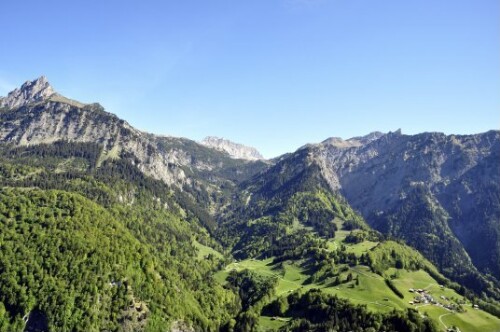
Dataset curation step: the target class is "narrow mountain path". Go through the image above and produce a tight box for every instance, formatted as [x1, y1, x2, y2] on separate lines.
[345, 297, 395, 309]
[415, 303, 431, 309]
[248, 267, 304, 293]
[438, 312, 453, 330]
[423, 283, 435, 290]
[352, 266, 383, 280]
[373, 300, 395, 308]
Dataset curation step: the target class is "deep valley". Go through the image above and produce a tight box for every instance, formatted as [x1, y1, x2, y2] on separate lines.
[0, 77, 499, 332]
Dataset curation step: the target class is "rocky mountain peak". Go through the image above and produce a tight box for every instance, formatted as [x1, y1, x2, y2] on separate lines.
[200, 136, 264, 160]
[0, 76, 56, 109]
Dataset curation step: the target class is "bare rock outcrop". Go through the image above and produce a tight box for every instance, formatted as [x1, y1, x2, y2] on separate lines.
[201, 136, 264, 160]
[0, 76, 55, 109]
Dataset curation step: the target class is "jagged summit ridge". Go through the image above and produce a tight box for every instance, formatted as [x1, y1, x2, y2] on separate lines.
[201, 136, 264, 160]
[0, 76, 56, 109]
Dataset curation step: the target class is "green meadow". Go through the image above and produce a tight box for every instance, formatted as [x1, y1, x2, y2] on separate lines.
[215, 226, 500, 331]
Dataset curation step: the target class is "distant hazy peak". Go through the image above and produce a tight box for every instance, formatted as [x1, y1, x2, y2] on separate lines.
[200, 136, 264, 160]
[321, 137, 359, 148]
[321, 131, 386, 148]
[347, 131, 385, 144]
[0, 76, 56, 109]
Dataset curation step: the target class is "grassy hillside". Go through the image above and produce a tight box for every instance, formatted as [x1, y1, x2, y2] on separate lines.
[216, 219, 500, 331]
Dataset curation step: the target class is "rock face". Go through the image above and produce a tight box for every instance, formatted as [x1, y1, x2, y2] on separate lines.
[331, 130, 500, 278]
[0, 76, 55, 109]
[201, 136, 264, 160]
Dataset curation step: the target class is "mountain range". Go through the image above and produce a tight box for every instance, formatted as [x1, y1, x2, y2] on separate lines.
[0, 77, 499, 331]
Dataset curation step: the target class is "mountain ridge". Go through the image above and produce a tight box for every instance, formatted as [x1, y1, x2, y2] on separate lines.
[255, 128, 500, 296]
[2, 78, 498, 277]
[0, 78, 265, 189]
[1, 77, 499, 330]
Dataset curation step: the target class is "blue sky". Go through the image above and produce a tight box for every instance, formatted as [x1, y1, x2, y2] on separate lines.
[0, 0, 498, 158]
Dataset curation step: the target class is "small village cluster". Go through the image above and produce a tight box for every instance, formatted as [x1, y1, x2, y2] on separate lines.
[406, 287, 474, 312]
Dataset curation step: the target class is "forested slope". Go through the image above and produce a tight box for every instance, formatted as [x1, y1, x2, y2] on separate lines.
[0, 142, 237, 331]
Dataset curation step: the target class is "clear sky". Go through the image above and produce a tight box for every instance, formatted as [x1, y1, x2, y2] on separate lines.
[0, 0, 498, 158]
